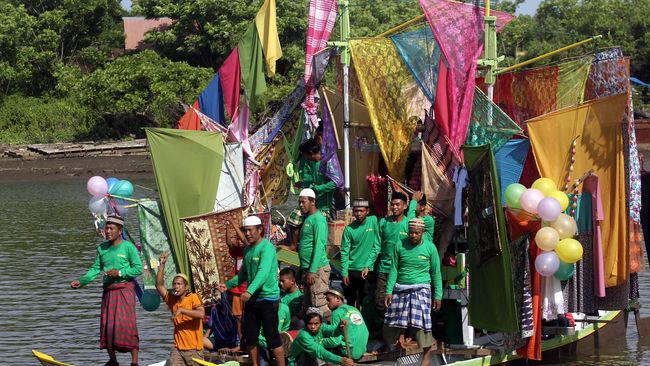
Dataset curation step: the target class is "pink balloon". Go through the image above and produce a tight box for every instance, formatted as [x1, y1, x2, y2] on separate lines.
[87, 176, 108, 197]
[520, 188, 544, 214]
[535, 251, 560, 277]
[537, 197, 562, 221]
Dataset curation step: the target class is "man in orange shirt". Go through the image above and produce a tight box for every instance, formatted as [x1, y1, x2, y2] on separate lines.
[157, 251, 205, 365]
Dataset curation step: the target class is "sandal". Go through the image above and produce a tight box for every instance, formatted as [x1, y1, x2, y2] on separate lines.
[104, 361, 119, 366]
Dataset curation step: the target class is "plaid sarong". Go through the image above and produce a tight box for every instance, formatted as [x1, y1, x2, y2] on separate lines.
[100, 281, 139, 352]
[385, 284, 432, 332]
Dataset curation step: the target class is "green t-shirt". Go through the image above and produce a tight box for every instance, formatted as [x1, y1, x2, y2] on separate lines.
[340, 216, 380, 276]
[320, 304, 369, 360]
[386, 238, 443, 300]
[299, 211, 330, 272]
[226, 239, 280, 300]
[79, 240, 143, 287]
[408, 200, 435, 243]
[259, 302, 291, 348]
[281, 288, 304, 318]
[298, 158, 336, 211]
[288, 328, 341, 365]
[377, 213, 412, 274]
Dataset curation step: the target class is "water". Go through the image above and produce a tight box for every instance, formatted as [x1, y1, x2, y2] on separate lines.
[2, 177, 650, 365]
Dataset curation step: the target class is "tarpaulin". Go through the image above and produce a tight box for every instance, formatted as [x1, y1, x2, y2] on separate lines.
[255, 0, 282, 76]
[198, 74, 226, 126]
[465, 87, 522, 152]
[494, 139, 529, 205]
[138, 199, 176, 289]
[146, 128, 224, 283]
[239, 22, 267, 113]
[219, 48, 241, 122]
[215, 143, 245, 213]
[527, 94, 628, 287]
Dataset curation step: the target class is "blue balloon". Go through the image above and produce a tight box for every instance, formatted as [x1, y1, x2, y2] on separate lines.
[110, 180, 134, 198]
[140, 289, 161, 311]
[106, 177, 119, 192]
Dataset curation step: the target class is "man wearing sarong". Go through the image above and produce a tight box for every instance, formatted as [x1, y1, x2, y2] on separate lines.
[70, 215, 143, 366]
[297, 188, 331, 319]
[156, 252, 205, 365]
[321, 287, 370, 361]
[218, 216, 285, 366]
[340, 198, 380, 307]
[384, 218, 442, 366]
[409, 191, 435, 244]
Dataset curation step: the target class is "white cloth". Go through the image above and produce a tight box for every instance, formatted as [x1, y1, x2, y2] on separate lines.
[541, 276, 566, 321]
[453, 166, 468, 226]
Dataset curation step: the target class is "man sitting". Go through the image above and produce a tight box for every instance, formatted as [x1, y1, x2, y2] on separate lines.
[321, 287, 369, 361]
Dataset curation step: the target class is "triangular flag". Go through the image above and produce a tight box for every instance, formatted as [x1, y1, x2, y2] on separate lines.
[255, 0, 282, 76]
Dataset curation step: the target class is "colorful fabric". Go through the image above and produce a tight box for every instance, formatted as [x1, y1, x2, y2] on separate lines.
[390, 26, 442, 104]
[198, 74, 226, 126]
[138, 199, 176, 289]
[349, 38, 423, 182]
[79, 241, 143, 287]
[177, 101, 201, 130]
[163, 292, 204, 350]
[219, 48, 241, 122]
[255, 0, 282, 76]
[421, 142, 455, 218]
[239, 22, 267, 113]
[494, 139, 529, 205]
[303, 0, 337, 126]
[146, 128, 224, 282]
[557, 57, 592, 109]
[100, 281, 139, 352]
[582, 175, 606, 297]
[527, 95, 629, 287]
[420, 0, 513, 154]
[366, 174, 388, 218]
[385, 285, 432, 332]
[319, 96, 344, 188]
[258, 139, 291, 205]
[244, 157, 260, 206]
[465, 87, 522, 152]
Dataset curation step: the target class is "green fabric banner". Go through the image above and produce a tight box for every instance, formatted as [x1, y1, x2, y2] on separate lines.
[146, 128, 224, 283]
[239, 22, 267, 112]
[463, 144, 519, 333]
[138, 199, 176, 289]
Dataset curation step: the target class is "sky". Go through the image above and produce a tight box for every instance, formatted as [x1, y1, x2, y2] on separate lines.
[516, 0, 542, 15]
[121, 0, 132, 11]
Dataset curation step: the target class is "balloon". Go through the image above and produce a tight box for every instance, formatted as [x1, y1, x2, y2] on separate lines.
[535, 251, 560, 277]
[112, 198, 129, 217]
[532, 177, 556, 196]
[140, 289, 161, 311]
[520, 188, 544, 214]
[555, 238, 583, 263]
[505, 183, 527, 208]
[551, 214, 578, 239]
[110, 180, 134, 197]
[106, 177, 119, 192]
[537, 197, 562, 221]
[554, 261, 575, 280]
[89, 196, 107, 215]
[535, 227, 560, 251]
[87, 176, 108, 197]
[548, 190, 570, 212]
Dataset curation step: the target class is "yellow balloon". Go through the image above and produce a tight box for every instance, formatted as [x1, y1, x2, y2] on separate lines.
[551, 213, 577, 239]
[555, 238, 583, 263]
[535, 227, 560, 251]
[532, 177, 557, 196]
[548, 190, 570, 211]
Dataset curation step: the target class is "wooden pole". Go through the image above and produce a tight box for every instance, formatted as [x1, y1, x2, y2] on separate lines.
[376, 14, 426, 38]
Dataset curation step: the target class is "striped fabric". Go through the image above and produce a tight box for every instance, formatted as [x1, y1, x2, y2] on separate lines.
[385, 285, 432, 332]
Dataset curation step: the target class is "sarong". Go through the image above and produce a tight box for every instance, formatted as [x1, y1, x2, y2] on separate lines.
[385, 284, 432, 332]
[100, 281, 139, 352]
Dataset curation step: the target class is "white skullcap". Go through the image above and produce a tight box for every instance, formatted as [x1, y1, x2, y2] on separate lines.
[242, 215, 262, 227]
[299, 188, 316, 199]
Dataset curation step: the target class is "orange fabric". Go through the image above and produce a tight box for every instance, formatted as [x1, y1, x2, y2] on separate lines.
[230, 292, 244, 317]
[164, 292, 204, 350]
[177, 101, 201, 130]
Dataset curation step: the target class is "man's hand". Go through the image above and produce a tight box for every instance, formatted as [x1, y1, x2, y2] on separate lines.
[342, 276, 349, 286]
[159, 251, 169, 266]
[341, 357, 355, 366]
[307, 273, 317, 285]
[172, 307, 185, 319]
[339, 319, 348, 329]
[241, 291, 251, 303]
[412, 191, 424, 202]
[70, 280, 80, 289]
[105, 269, 119, 277]
[433, 299, 442, 311]
[361, 268, 369, 279]
[216, 284, 227, 293]
[384, 294, 393, 308]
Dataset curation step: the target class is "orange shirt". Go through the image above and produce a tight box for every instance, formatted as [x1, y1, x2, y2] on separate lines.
[164, 292, 204, 350]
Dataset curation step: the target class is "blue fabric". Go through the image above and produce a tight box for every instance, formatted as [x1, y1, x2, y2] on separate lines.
[208, 292, 239, 349]
[385, 285, 432, 331]
[391, 26, 442, 104]
[494, 139, 529, 204]
[199, 74, 226, 126]
[631, 77, 650, 88]
[566, 193, 592, 234]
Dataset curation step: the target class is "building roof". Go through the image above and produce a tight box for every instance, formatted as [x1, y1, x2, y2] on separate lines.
[122, 16, 173, 50]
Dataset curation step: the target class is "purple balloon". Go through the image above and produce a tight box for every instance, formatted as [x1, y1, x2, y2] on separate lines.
[87, 176, 108, 197]
[535, 251, 560, 277]
[537, 197, 562, 221]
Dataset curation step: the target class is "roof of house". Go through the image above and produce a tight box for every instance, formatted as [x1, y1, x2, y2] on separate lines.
[122, 16, 173, 50]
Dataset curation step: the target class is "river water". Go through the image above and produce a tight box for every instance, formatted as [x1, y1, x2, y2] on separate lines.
[2, 177, 650, 365]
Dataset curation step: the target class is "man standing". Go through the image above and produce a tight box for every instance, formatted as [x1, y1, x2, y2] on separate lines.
[70, 215, 142, 366]
[409, 191, 435, 243]
[219, 216, 285, 366]
[384, 218, 442, 366]
[298, 188, 331, 319]
[322, 287, 370, 361]
[156, 252, 205, 365]
[340, 198, 380, 307]
[298, 138, 336, 216]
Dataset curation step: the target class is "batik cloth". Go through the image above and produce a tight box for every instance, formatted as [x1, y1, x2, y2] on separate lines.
[101, 281, 139, 352]
[465, 87, 522, 152]
[385, 284, 432, 332]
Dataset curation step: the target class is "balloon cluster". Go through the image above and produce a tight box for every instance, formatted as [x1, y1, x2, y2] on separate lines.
[87, 176, 135, 217]
[504, 178, 583, 280]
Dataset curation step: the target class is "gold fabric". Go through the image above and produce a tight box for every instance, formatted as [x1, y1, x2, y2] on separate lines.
[556, 57, 593, 109]
[349, 38, 420, 182]
[527, 94, 628, 287]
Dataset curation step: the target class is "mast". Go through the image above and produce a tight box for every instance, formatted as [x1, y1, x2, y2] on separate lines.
[339, 0, 351, 207]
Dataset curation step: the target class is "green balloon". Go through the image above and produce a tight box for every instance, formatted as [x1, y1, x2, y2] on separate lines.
[554, 260, 575, 281]
[505, 183, 526, 208]
[141, 289, 161, 311]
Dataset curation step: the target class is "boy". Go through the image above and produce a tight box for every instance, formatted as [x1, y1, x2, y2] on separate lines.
[279, 267, 304, 322]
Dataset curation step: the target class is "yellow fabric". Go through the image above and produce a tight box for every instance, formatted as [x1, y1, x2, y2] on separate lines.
[527, 94, 628, 287]
[259, 138, 291, 205]
[556, 57, 592, 109]
[349, 38, 420, 182]
[255, 0, 282, 76]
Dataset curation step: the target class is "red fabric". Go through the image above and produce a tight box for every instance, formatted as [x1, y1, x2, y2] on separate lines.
[101, 281, 139, 352]
[367, 174, 388, 218]
[518, 143, 540, 188]
[177, 100, 201, 130]
[434, 61, 452, 152]
[219, 48, 242, 122]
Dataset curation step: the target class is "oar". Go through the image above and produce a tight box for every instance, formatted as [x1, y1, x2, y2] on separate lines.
[342, 325, 352, 359]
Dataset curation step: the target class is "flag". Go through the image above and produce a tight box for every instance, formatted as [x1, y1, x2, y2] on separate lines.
[198, 74, 226, 126]
[177, 100, 201, 130]
[227, 101, 254, 158]
[255, 0, 282, 76]
[239, 22, 267, 113]
[219, 48, 241, 121]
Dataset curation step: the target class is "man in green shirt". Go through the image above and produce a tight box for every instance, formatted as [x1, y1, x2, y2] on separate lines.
[322, 287, 369, 361]
[279, 268, 303, 325]
[287, 308, 354, 366]
[409, 191, 435, 244]
[383, 218, 442, 366]
[218, 216, 285, 366]
[298, 188, 331, 319]
[341, 198, 379, 307]
[70, 215, 143, 366]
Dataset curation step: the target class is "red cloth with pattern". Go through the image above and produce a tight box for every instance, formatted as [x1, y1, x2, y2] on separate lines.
[100, 281, 139, 352]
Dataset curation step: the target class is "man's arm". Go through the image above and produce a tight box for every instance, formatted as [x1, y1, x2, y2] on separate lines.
[430, 246, 443, 301]
[121, 243, 143, 279]
[77, 248, 102, 287]
[340, 227, 352, 278]
[174, 294, 205, 319]
[386, 243, 400, 295]
[156, 252, 169, 298]
[226, 259, 247, 290]
[366, 217, 381, 269]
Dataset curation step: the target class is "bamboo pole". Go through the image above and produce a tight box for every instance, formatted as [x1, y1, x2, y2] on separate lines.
[376, 14, 426, 38]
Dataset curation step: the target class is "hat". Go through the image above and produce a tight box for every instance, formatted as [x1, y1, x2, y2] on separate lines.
[105, 214, 124, 227]
[299, 188, 316, 199]
[305, 307, 323, 318]
[325, 287, 346, 301]
[242, 215, 262, 227]
[174, 273, 190, 284]
[352, 198, 369, 208]
[408, 218, 426, 229]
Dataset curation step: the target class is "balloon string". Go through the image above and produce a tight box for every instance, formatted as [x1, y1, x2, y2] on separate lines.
[106, 194, 140, 203]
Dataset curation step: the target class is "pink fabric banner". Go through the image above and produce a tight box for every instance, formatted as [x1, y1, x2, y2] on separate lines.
[419, 0, 513, 156]
[303, 0, 337, 127]
[219, 48, 242, 122]
[227, 101, 254, 158]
